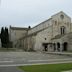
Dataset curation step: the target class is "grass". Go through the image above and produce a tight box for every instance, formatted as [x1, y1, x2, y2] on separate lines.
[19, 63, 72, 72]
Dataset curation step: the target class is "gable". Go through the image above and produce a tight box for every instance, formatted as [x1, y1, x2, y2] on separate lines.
[51, 11, 71, 22]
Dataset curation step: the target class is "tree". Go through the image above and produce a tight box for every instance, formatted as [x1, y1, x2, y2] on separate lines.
[0, 34, 1, 38]
[5, 27, 9, 48]
[1, 27, 9, 48]
[1, 27, 5, 47]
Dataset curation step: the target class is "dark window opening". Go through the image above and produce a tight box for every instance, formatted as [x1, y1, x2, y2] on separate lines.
[45, 45, 47, 51]
[42, 43, 48, 51]
[61, 28, 62, 35]
[57, 42, 60, 51]
[45, 38, 47, 40]
[60, 26, 65, 35]
[63, 42, 68, 51]
[55, 21, 57, 25]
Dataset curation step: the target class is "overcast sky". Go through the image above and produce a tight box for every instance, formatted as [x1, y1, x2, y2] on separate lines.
[0, 0, 72, 28]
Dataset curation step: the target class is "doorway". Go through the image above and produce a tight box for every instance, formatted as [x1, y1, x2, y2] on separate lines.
[63, 42, 68, 51]
[42, 43, 48, 51]
[57, 42, 60, 51]
[53, 43, 56, 51]
[44, 45, 48, 51]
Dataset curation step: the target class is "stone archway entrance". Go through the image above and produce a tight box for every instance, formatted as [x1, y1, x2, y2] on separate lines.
[53, 43, 56, 51]
[57, 42, 60, 51]
[42, 43, 48, 51]
[44, 45, 48, 51]
[63, 42, 68, 51]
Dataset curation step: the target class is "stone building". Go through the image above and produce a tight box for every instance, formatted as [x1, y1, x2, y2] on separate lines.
[9, 26, 28, 47]
[9, 11, 72, 52]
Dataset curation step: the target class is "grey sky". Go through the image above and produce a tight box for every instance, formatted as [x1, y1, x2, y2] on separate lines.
[0, 0, 72, 28]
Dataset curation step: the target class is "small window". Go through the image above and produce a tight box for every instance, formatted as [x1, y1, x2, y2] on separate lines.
[61, 27, 62, 35]
[60, 15, 64, 19]
[45, 38, 47, 40]
[60, 26, 65, 35]
[55, 21, 57, 25]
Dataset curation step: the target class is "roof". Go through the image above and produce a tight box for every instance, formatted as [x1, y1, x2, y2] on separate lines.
[18, 25, 52, 40]
[51, 11, 71, 19]
[32, 18, 52, 29]
[10, 26, 28, 30]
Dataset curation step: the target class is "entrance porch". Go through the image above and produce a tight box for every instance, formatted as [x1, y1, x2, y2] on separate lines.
[42, 42, 68, 52]
[52, 42, 68, 52]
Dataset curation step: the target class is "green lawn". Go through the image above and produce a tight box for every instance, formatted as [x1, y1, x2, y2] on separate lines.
[19, 63, 72, 72]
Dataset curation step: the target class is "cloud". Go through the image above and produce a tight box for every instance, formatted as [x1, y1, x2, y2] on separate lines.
[0, 0, 72, 28]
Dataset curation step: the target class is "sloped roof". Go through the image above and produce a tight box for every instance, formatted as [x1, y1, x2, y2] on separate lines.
[51, 11, 71, 19]
[10, 26, 28, 30]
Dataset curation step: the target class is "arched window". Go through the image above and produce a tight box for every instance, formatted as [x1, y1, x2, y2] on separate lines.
[55, 21, 57, 25]
[60, 26, 65, 35]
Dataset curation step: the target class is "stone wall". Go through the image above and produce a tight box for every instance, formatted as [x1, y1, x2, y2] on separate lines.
[52, 11, 71, 38]
[34, 26, 52, 51]
[9, 26, 28, 42]
[11, 11, 72, 52]
[28, 18, 52, 35]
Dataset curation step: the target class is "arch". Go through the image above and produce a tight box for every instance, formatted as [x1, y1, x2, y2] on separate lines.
[60, 26, 66, 35]
[63, 42, 68, 51]
[57, 42, 60, 51]
[42, 43, 48, 51]
[53, 43, 56, 51]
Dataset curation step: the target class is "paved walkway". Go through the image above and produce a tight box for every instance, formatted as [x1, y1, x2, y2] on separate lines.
[0, 52, 72, 72]
[45, 52, 72, 56]
[0, 67, 24, 72]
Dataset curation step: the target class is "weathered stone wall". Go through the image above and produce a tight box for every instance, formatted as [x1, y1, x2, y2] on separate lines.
[34, 26, 52, 51]
[11, 11, 72, 52]
[28, 18, 52, 35]
[67, 33, 72, 51]
[9, 27, 28, 42]
[52, 11, 71, 38]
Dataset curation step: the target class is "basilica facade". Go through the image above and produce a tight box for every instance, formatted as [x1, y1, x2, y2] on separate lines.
[9, 11, 72, 52]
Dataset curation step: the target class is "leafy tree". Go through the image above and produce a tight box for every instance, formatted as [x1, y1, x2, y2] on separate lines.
[0, 34, 1, 38]
[1, 27, 5, 47]
[1, 27, 9, 48]
[5, 27, 9, 48]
